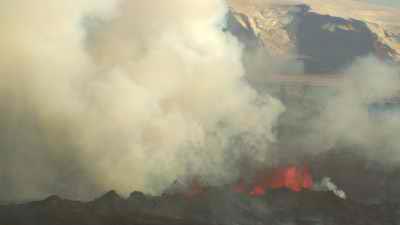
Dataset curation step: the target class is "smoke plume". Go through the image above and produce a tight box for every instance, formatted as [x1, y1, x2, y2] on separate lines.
[0, 0, 284, 201]
[313, 177, 346, 199]
[310, 56, 400, 162]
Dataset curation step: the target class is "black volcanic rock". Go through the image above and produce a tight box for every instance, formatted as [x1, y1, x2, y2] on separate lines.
[92, 190, 122, 203]
[308, 147, 400, 205]
[38, 195, 63, 206]
[1, 187, 399, 225]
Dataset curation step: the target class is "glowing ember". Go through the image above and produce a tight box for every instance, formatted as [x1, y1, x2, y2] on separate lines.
[179, 165, 313, 198]
[234, 165, 313, 196]
[250, 186, 266, 196]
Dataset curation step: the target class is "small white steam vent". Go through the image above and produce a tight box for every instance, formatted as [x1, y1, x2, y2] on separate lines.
[312, 177, 347, 199]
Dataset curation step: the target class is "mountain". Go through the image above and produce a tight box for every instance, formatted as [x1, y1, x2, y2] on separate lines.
[227, 0, 400, 74]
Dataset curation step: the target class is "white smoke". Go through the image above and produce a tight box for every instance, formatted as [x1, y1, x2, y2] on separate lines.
[313, 177, 347, 199]
[311, 56, 400, 159]
[0, 0, 284, 201]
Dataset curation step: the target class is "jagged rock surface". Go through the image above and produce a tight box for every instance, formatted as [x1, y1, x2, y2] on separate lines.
[0, 188, 399, 225]
[2, 148, 400, 225]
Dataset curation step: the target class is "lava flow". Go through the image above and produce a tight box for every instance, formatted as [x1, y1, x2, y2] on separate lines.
[234, 165, 313, 197]
[179, 165, 313, 198]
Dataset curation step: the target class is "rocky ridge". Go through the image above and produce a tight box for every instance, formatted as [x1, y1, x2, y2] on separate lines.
[227, 0, 400, 73]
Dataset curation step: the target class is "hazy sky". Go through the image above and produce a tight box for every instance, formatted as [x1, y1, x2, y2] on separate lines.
[365, 0, 400, 7]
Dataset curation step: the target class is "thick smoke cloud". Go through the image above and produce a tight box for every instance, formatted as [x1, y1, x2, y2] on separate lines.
[310, 56, 400, 161]
[268, 55, 400, 171]
[0, 0, 284, 201]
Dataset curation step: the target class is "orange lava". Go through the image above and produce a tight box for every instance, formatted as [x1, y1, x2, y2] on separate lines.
[235, 165, 313, 196]
[182, 165, 313, 198]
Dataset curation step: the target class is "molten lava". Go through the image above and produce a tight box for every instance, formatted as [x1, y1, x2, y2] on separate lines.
[235, 165, 313, 196]
[181, 165, 313, 198]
